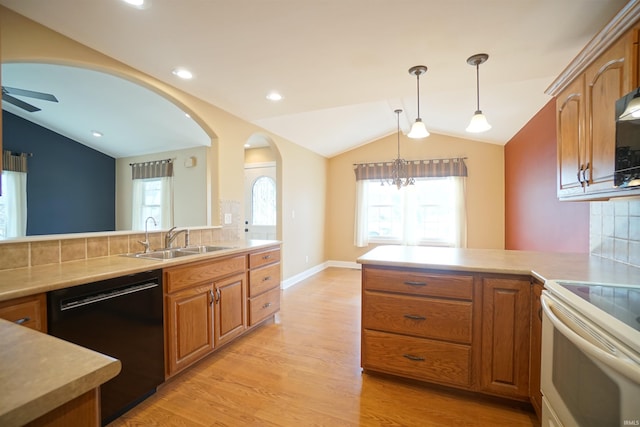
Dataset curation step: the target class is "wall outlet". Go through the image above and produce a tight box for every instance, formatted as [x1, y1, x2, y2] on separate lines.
[224, 213, 232, 224]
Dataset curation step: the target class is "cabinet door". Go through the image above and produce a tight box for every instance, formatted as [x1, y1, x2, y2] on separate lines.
[480, 277, 531, 400]
[214, 273, 247, 346]
[165, 284, 214, 377]
[557, 74, 586, 198]
[585, 34, 631, 193]
[0, 293, 47, 332]
[529, 281, 543, 419]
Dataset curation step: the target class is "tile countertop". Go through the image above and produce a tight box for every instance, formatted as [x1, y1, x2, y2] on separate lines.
[357, 246, 640, 285]
[0, 239, 281, 302]
[0, 318, 121, 427]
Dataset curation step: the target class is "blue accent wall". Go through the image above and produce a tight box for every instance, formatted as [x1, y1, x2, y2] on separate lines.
[3, 111, 116, 235]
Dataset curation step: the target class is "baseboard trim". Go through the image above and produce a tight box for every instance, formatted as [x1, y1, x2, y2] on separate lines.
[281, 260, 361, 289]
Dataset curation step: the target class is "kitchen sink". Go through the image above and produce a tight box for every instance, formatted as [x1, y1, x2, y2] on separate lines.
[176, 245, 234, 253]
[123, 246, 234, 260]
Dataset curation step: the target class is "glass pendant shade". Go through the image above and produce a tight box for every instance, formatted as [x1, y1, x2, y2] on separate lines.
[408, 118, 430, 139]
[466, 110, 491, 133]
[619, 93, 640, 120]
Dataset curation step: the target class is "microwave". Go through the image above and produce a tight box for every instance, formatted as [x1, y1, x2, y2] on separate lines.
[615, 88, 640, 188]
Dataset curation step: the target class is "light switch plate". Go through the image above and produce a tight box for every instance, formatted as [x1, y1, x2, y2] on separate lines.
[224, 213, 232, 224]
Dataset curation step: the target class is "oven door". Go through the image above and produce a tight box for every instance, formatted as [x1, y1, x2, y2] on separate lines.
[541, 292, 640, 427]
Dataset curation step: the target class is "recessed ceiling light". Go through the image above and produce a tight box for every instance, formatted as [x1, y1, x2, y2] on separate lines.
[266, 92, 283, 101]
[185, 113, 191, 119]
[91, 130, 103, 138]
[121, 0, 150, 8]
[172, 68, 193, 80]
[244, 143, 251, 148]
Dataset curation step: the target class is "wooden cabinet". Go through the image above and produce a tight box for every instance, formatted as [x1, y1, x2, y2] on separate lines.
[557, 75, 586, 197]
[361, 266, 476, 389]
[214, 272, 247, 346]
[550, 7, 640, 200]
[480, 276, 531, 400]
[529, 280, 544, 419]
[248, 247, 281, 326]
[0, 293, 47, 332]
[164, 255, 246, 377]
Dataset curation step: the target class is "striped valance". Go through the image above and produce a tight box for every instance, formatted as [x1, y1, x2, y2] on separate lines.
[354, 157, 467, 181]
[3, 150, 30, 173]
[130, 159, 173, 180]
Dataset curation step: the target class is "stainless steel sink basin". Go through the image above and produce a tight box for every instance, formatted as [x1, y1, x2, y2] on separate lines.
[176, 245, 234, 254]
[123, 245, 234, 260]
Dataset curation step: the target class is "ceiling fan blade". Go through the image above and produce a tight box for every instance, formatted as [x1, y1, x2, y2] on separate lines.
[2, 86, 58, 102]
[2, 92, 41, 112]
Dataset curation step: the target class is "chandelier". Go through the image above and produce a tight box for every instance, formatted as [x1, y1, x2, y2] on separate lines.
[386, 109, 415, 189]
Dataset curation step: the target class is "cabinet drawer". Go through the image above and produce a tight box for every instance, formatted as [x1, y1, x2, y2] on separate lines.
[363, 291, 472, 344]
[249, 263, 281, 297]
[249, 247, 281, 269]
[0, 293, 47, 332]
[249, 286, 280, 326]
[363, 267, 473, 300]
[165, 255, 246, 293]
[362, 329, 471, 387]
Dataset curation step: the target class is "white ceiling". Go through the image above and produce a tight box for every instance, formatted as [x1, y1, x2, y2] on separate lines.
[0, 0, 630, 158]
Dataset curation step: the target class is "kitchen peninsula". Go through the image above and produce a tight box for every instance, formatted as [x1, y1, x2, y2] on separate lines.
[357, 245, 640, 416]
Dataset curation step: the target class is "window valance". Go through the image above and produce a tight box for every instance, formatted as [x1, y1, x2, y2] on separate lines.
[353, 157, 467, 181]
[3, 150, 30, 173]
[130, 158, 174, 180]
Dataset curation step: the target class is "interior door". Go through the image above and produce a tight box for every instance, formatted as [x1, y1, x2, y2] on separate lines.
[244, 163, 276, 240]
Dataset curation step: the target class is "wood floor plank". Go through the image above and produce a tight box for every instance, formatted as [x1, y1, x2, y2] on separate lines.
[108, 267, 537, 427]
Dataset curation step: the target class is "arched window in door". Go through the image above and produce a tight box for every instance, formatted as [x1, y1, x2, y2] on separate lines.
[252, 176, 276, 226]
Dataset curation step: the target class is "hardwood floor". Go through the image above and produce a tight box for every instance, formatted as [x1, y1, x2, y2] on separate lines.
[108, 267, 538, 426]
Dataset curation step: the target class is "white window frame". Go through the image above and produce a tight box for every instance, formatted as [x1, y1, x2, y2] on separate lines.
[132, 177, 173, 230]
[355, 176, 466, 248]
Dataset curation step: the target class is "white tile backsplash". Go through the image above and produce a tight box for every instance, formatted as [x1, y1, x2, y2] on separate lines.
[591, 199, 640, 267]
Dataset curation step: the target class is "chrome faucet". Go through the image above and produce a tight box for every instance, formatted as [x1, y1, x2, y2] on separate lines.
[165, 226, 190, 249]
[138, 216, 157, 253]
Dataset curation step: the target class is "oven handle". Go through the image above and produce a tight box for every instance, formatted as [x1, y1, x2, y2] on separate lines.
[541, 295, 640, 384]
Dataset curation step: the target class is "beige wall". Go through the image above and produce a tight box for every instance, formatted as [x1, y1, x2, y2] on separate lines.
[0, 7, 327, 281]
[116, 146, 209, 230]
[326, 132, 505, 262]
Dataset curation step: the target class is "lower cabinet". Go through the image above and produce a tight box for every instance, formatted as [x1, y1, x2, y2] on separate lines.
[480, 275, 531, 400]
[164, 246, 281, 378]
[361, 266, 535, 404]
[529, 280, 544, 417]
[165, 284, 215, 376]
[0, 293, 47, 332]
[214, 272, 247, 346]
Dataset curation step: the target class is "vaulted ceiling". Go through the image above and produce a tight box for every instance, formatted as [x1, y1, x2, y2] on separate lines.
[0, 0, 629, 158]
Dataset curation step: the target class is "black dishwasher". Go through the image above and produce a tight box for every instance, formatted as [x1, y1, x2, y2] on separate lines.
[48, 269, 164, 426]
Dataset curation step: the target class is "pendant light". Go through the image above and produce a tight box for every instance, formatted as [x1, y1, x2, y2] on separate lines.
[407, 65, 430, 139]
[386, 109, 415, 189]
[466, 53, 491, 133]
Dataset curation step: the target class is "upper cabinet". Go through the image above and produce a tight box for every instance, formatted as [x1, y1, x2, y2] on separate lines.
[547, 1, 640, 200]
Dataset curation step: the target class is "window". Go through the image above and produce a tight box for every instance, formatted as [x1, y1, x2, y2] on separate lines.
[252, 176, 276, 226]
[0, 171, 28, 239]
[355, 176, 466, 248]
[132, 177, 173, 230]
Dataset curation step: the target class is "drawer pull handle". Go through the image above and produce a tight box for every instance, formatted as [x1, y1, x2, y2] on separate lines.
[403, 314, 426, 321]
[14, 316, 31, 325]
[262, 276, 271, 282]
[262, 255, 272, 260]
[404, 281, 427, 287]
[263, 302, 272, 309]
[403, 354, 425, 362]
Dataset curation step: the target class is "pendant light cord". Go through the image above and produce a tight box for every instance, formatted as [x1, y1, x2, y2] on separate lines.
[415, 73, 421, 118]
[475, 63, 480, 112]
[396, 109, 401, 158]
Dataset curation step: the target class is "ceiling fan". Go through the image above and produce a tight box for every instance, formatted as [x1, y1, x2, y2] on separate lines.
[2, 86, 58, 112]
